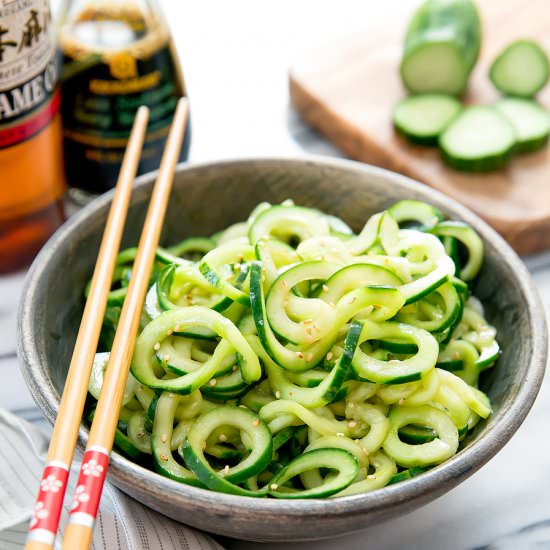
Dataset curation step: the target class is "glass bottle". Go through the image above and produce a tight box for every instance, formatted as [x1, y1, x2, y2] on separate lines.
[0, 0, 65, 273]
[57, 0, 190, 200]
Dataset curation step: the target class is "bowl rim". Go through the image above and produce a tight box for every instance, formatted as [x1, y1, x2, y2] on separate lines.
[17, 155, 548, 520]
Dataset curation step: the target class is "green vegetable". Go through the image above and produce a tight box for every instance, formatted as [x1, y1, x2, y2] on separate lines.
[400, 0, 482, 96]
[490, 40, 549, 98]
[439, 106, 516, 171]
[85, 200, 499, 498]
[393, 94, 462, 144]
[494, 97, 550, 153]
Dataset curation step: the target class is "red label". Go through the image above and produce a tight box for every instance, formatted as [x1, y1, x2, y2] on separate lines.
[68, 448, 109, 523]
[0, 89, 59, 148]
[28, 462, 69, 540]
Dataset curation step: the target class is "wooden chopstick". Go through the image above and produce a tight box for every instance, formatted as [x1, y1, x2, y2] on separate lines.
[25, 107, 150, 550]
[61, 97, 189, 550]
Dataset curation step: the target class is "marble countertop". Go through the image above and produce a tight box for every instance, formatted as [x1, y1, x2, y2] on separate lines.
[2, 1, 550, 548]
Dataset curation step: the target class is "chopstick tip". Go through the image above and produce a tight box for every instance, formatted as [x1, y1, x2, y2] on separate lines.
[136, 105, 150, 120]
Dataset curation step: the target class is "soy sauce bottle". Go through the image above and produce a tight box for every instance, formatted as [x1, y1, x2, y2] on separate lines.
[57, 0, 189, 199]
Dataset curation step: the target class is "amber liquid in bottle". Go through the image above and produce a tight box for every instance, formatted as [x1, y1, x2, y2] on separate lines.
[0, 1, 65, 273]
[58, 1, 190, 196]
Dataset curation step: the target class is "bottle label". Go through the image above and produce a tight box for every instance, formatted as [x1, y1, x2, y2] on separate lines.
[60, 30, 186, 192]
[0, 0, 58, 149]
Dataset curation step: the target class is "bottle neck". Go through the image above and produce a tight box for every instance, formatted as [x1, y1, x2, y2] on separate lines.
[58, 0, 170, 60]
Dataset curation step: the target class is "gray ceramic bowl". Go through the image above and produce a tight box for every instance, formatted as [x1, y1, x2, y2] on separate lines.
[18, 157, 547, 542]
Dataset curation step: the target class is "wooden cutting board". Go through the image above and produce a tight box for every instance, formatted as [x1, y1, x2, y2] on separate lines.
[289, 0, 550, 255]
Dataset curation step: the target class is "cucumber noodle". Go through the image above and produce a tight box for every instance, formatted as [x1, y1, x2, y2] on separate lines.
[86, 199, 499, 498]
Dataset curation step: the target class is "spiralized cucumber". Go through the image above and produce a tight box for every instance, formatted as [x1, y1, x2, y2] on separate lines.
[86, 199, 499, 499]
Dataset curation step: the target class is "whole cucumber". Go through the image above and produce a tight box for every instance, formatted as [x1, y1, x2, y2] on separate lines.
[400, 0, 482, 96]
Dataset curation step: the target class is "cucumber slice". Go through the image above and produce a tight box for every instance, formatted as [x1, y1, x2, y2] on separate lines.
[182, 406, 271, 497]
[393, 94, 462, 145]
[268, 448, 358, 498]
[400, 0, 481, 96]
[430, 221, 483, 281]
[494, 98, 550, 153]
[383, 405, 459, 467]
[490, 40, 549, 98]
[439, 106, 516, 172]
[388, 199, 444, 230]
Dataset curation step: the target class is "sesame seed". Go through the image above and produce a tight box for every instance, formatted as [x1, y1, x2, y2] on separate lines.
[361, 447, 369, 457]
[348, 296, 357, 304]
[161, 434, 168, 443]
[209, 378, 217, 386]
[348, 421, 357, 428]
[163, 354, 171, 362]
[306, 353, 313, 362]
[232, 365, 239, 372]
[219, 434, 227, 442]
[303, 319, 313, 324]
[223, 464, 230, 474]
[328, 302, 336, 308]
[153, 342, 161, 351]
[174, 324, 180, 332]
[282, 280, 288, 289]
[166, 328, 173, 336]
[314, 324, 321, 332]
[295, 352, 304, 359]
[322, 285, 329, 292]
[326, 352, 333, 361]
[288, 391, 293, 397]
[336, 432, 345, 437]
[202, 441, 207, 450]
[160, 454, 169, 462]
[270, 483, 279, 491]
[367, 474, 376, 480]
[275, 391, 281, 399]
[253, 419, 261, 427]
[136, 431, 145, 439]
[398, 398, 406, 405]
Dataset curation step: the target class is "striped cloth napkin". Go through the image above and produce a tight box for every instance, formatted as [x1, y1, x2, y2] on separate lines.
[0, 408, 223, 550]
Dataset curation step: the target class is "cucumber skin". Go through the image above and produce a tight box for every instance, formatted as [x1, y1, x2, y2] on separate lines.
[395, 126, 440, 146]
[513, 134, 550, 154]
[439, 144, 514, 172]
[401, 0, 482, 96]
